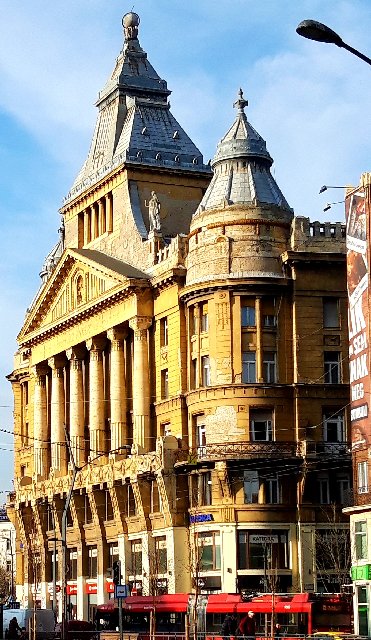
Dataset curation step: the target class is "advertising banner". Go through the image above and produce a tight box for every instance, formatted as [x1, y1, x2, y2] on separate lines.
[346, 186, 370, 451]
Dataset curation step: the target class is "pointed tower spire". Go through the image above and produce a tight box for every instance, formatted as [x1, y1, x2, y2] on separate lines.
[64, 12, 209, 205]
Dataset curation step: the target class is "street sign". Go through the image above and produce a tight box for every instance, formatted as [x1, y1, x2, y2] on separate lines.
[250, 535, 279, 544]
[114, 584, 129, 598]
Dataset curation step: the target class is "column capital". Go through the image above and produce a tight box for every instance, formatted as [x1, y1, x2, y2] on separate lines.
[86, 336, 107, 352]
[32, 363, 49, 378]
[107, 327, 128, 342]
[47, 355, 67, 370]
[66, 345, 86, 361]
[129, 316, 152, 333]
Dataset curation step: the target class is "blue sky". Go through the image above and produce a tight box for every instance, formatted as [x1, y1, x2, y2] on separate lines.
[1, 0, 371, 494]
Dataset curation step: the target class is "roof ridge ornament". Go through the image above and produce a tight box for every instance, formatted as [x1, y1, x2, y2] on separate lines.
[122, 11, 140, 41]
[233, 88, 248, 114]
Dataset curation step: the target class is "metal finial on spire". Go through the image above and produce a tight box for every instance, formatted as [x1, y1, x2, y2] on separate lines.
[122, 11, 140, 41]
[233, 88, 248, 113]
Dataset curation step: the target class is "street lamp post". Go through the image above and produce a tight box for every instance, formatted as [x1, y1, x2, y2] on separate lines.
[296, 19, 371, 67]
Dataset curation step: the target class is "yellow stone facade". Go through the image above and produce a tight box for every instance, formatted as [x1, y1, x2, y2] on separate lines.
[7, 11, 351, 622]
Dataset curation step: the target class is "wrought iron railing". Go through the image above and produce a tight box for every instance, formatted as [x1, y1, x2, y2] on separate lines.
[174, 440, 351, 466]
[174, 441, 299, 465]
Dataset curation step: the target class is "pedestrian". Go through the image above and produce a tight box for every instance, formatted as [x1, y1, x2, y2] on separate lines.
[8, 617, 21, 640]
[237, 611, 256, 640]
[221, 614, 237, 638]
[275, 623, 281, 638]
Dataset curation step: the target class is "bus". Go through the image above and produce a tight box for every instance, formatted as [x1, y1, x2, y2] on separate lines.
[95, 592, 352, 639]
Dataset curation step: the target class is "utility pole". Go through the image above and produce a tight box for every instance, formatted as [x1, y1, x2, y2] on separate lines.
[61, 427, 79, 640]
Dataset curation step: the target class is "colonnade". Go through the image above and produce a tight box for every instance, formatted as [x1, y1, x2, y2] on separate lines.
[32, 316, 152, 479]
[83, 193, 113, 244]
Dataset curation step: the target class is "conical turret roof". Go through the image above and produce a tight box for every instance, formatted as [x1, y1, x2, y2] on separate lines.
[194, 89, 292, 215]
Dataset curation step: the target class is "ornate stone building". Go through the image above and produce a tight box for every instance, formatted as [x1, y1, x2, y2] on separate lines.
[7, 12, 351, 621]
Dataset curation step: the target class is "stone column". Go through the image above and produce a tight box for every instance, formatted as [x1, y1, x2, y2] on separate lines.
[107, 328, 127, 453]
[256, 296, 263, 383]
[91, 204, 98, 240]
[84, 209, 91, 245]
[129, 317, 152, 452]
[98, 199, 105, 235]
[48, 355, 67, 475]
[86, 336, 107, 458]
[33, 364, 49, 479]
[105, 193, 113, 233]
[66, 346, 86, 467]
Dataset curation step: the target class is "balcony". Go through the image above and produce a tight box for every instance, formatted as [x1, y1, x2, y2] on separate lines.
[174, 441, 299, 466]
[302, 441, 351, 458]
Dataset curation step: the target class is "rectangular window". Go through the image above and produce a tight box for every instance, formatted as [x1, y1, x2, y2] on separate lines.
[243, 470, 259, 504]
[263, 351, 277, 383]
[68, 548, 78, 580]
[161, 422, 171, 437]
[241, 303, 256, 327]
[250, 409, 273, 441]
[201, 355, 211, 387]
[151, 480, 162, 513]
[266, 477, 281, 504]
[154, 536, 167, 574]
[198, 532, 221, 571]
[198, 471, 212, 506]
[358, 461, 369, 494]
[201, 303, 209, 332]
[318, 476, 330, 504]
[263, 314, 277, 328]
[88, 547, 97, 578]
[238, 530, 288, 570]
[337, 476, 350, 504]
[161, 369, 169, 399]
[130, 540, 142, 576]
[242, 352, 256, 383]
[127, 484, 136, 517]
[323, 411, 345, 442]
[84, 494, 93, 524]
[323, 298, 340, 328]
[197, 420, 206, 456]
[105, 490, 114, 521]
[324, 351, 341, 383]
[109, 543, 119, 569]
[355, 521, 367, 560]
[190, 306, 198, 336]
[160, 317, 168, 347]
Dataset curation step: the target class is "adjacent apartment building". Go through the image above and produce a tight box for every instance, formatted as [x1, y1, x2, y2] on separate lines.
[7, 12, 352, 621]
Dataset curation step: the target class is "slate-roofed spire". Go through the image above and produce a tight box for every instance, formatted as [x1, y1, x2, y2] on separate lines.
[194, 89, 292, 215]
[64, 12, 210, 205]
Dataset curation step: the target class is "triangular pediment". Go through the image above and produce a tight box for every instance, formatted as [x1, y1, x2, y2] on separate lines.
[19, 248, 149, 342]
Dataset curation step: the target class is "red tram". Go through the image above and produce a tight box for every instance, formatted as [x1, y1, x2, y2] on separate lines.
[96, 592, 352, 638]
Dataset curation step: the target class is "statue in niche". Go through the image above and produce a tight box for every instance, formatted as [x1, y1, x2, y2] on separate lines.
[145, 191, 161, 233]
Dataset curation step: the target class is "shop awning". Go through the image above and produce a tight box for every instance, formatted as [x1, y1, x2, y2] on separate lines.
[124, 594, 190, 613]
[207, 594, 241, 613]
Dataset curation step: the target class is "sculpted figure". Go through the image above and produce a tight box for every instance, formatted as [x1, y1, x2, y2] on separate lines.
[145, 191, 161, 232]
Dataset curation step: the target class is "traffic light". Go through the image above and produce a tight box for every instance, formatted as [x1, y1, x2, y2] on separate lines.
[112, 560, 121, 585]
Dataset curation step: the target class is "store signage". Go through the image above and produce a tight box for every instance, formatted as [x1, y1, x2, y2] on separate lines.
[85, 582, 97, 595]
[66, 583, 77, 595]
[106, 579, 114, 593]
[190, 513, 213, 524]
[250, 535, 279, 544]
[47, 583, 61, 594]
